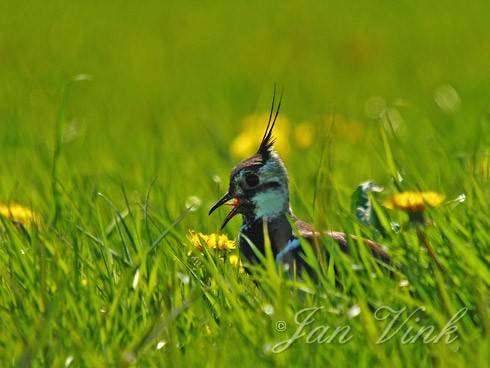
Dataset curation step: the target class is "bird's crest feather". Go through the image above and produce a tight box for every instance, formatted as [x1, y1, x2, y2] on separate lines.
[257, 86, 283, 159]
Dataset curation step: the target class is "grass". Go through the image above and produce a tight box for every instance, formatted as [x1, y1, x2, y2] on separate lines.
[0, 0, 489, 366]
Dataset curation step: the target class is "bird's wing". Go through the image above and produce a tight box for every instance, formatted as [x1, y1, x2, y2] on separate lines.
[294, 218, 391, 264]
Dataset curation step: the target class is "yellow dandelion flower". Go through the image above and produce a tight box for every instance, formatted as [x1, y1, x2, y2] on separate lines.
[187, 231, 236, 251]
[294, 122, 314, 149]
[216, 234, 236, 250]
[201, 233, 215, 248]
[229, 254, 245, 273]
[384, 192, 445, 213]
[187, 231, 202, 249]
[0, 203, 40, 225]
[230, 113, 291, 159]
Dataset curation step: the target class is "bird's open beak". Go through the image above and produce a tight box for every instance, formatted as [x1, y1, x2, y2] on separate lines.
[208, 192, 240, 230]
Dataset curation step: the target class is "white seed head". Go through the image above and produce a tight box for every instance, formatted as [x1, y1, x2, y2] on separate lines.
[185, 196, 202, 212]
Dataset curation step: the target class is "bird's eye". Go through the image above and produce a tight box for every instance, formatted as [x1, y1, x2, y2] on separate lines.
[245, 173, 259, 187]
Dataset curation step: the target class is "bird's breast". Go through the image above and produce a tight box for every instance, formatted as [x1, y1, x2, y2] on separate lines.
[238, 216, 295, 264]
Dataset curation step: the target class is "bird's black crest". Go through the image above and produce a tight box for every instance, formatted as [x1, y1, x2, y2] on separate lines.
[257, 86, 283, 159]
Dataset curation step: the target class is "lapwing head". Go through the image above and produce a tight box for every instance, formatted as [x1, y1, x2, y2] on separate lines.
[209, 90, 290, 229]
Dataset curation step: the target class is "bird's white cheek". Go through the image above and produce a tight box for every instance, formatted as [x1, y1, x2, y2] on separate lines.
[253, 189, 287, 219]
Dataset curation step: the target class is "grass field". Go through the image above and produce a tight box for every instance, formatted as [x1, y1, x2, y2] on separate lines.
[1, 1, 490, 366]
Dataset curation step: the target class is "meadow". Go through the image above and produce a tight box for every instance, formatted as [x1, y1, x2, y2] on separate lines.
[0, 1, 489, 366]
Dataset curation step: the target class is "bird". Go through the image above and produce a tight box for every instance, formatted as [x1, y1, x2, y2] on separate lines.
[208, 91, 390, 273]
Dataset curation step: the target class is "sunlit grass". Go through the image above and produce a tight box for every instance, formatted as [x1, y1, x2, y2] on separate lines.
[1, 1, 489, 366]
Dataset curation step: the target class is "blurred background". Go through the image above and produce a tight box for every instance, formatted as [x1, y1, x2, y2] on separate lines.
[1, 0, 489, 229]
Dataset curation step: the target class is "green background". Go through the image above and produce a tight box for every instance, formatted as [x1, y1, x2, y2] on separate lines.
[0, 1, 489, 367]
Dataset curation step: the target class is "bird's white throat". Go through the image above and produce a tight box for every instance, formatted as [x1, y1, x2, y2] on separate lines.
[252, 188, 289, 219]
